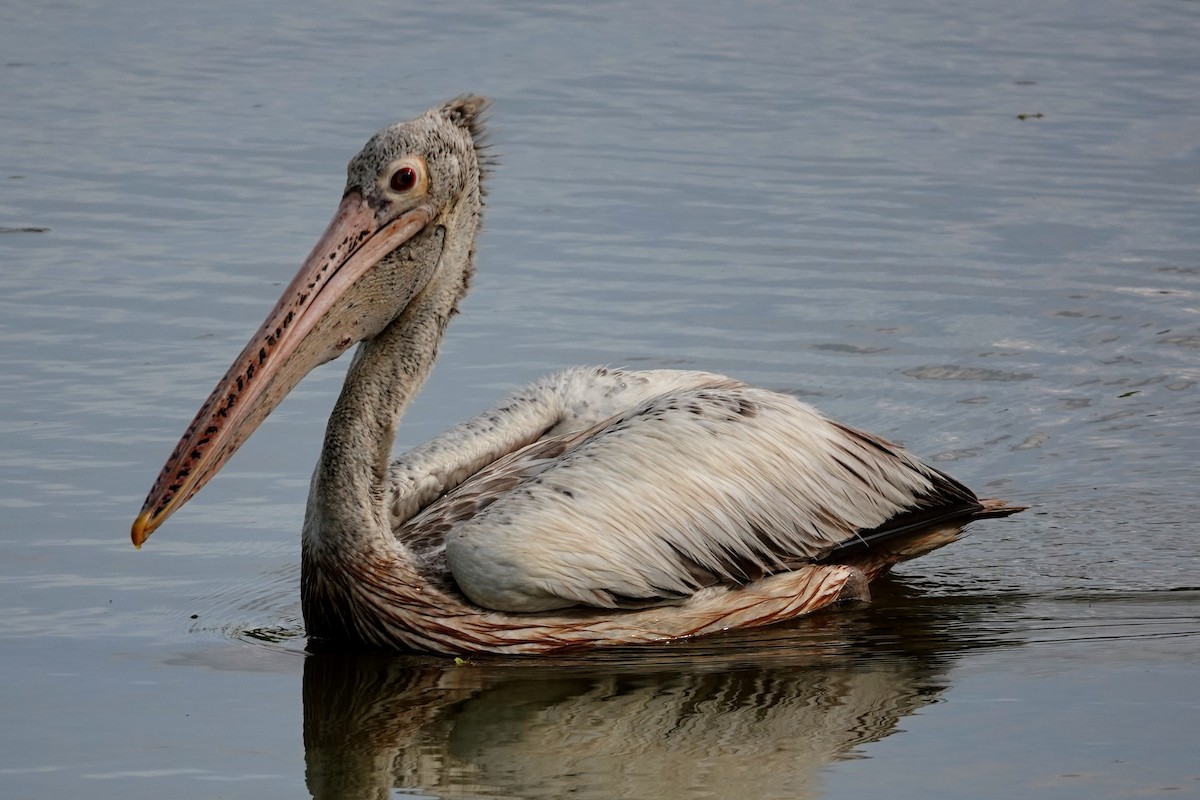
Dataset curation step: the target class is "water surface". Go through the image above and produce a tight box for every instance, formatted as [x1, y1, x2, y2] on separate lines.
[1, 1, 1198, 797]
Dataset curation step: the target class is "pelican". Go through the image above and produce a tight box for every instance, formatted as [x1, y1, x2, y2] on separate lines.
[132, 96, 1022, 655]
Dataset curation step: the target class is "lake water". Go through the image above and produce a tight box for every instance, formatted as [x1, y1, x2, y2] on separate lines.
[2, 0, 1198, 797]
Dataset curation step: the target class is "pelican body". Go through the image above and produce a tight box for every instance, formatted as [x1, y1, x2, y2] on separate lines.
[132, 97, 1022, 655]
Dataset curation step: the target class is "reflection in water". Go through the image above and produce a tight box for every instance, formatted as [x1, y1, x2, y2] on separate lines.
[302, 585, 1005, 799]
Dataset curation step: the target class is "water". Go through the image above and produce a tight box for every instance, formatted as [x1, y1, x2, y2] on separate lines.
[2, 0, 1198, 797]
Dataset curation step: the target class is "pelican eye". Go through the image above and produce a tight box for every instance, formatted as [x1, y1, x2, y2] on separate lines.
[389, 166, 418, 193]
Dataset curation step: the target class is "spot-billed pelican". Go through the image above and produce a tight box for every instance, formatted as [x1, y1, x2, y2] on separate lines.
[132, 96, 1022, 654]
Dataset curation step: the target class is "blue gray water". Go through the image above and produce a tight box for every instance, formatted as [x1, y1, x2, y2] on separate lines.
[1, 1, 1198, 797]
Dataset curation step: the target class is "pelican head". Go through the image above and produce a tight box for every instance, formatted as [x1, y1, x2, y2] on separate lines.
[132, 96, 488, 546]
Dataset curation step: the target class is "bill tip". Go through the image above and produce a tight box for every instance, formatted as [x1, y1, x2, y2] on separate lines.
[131, 511, 153, 549]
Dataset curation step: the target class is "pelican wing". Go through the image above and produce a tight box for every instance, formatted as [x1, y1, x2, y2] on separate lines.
[402, 383, 985, 613]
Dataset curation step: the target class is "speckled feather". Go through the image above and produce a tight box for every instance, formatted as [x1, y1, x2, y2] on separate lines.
[396, 368, 982, 613]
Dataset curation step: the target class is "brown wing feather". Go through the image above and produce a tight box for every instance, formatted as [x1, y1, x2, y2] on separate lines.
[815, 423, 1025, 562]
